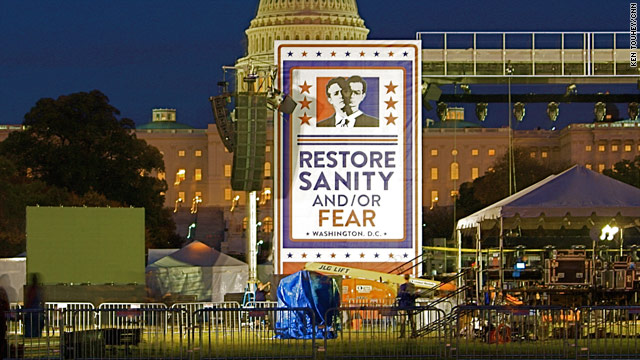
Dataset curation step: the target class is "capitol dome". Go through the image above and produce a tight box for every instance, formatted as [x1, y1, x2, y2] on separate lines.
[246, 0, 369, 57]
[236, 0, 369, 87]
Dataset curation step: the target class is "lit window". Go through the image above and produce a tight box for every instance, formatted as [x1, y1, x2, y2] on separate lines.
[471, 149, 479, 156]
[530, 152, 536, 158]
[431, 149, 438, 156]
[157, 171, 165, 180]
[224, 188, 232, 200]
[585, 164, 592, 170]
[450, 162, 459, 180]
[625, 145, 632, 152]
[612, 145, 619, 152]
[224, 164, 231, 177]
[266, 145, 271, 153]
[262, 216, 273, 233]
[430, 190, 439, 207]
[195, 168, 202, 181]
[242, 217, 248, 230]
[585, 145, 592, 152]
[175, 169, 186, 185]
[451, 149, 458, 156]
[264, 162, 271, 177]
[178, 191, 185, 202]
[471, 167, 479, 179]
[541, 151, 548, 158]
[598, 145, 605, 152]
[195, 191, 202, 198]
[598, 164, 605, 172]
[195, 150, 202, 157]
[431, 168, 438, 180]
[488, 149, 495, 156]
[178, 150, 185, 157]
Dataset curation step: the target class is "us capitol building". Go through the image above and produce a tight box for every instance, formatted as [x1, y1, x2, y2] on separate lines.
[2, 0, 638, 255]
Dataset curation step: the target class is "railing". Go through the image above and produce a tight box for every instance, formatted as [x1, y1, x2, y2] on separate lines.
[9, 304, 640, 358]
[417, 32, 638, 77]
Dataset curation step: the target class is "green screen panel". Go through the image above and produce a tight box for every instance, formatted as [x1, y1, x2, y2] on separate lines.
[26, 207, 145, 285]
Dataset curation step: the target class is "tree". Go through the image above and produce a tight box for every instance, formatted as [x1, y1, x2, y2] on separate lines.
[603, 156, 640, 188]
[0, 90, 180, 249]
[456, 148, 564, 220]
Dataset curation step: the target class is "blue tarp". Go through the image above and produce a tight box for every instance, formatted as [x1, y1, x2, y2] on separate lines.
[275, 270, 340, 339]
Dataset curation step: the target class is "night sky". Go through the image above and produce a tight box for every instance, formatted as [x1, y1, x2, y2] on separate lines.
[0, 0, 635, 130]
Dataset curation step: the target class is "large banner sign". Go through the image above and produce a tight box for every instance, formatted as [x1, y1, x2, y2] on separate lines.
[274, 41, 422, 275]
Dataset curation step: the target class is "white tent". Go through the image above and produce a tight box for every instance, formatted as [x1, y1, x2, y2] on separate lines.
[146, 241, 248, 303]
[0, 257, 26, 303]
[147, 248, 178, 265]
[454, 165, 640, 301]
[456, 165, 640, 231]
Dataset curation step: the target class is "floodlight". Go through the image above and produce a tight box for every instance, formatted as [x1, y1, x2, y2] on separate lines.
[600, 224, 619, 241]
[174, 197, 183, 213]
[422, 83, 442, 111]
[546, 102, 559, 122]
[594, 102, 607, 122]
[436, 102, 448, 121]
[475, 103, 488, 121]
[564, 84, 577, 96]
[460, 84, 471, 94]
[513, 102, 526, 122]
[230, 195, 240, 213]
[267, 88, 298, 114]
[629, 102, 639, 121]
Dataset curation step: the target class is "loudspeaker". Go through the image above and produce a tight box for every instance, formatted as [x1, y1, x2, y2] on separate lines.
[231, 93, 267, 191]
[423, 84, 442, 111]
[210, 93, 235, 152]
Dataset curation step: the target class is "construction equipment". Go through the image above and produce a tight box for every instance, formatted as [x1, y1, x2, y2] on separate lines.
[304, 262, 451, 290]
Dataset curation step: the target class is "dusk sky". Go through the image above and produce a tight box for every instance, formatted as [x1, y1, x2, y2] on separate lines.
[0, 0, 635, 130]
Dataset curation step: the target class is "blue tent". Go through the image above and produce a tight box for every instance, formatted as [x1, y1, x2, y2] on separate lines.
[275, 270, 340, 339]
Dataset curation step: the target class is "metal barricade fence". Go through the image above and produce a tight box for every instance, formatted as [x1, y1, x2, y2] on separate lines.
[171, 301, 242, 339]
[323, 305, 447, 359]
[4, 308, 56, 360]
[452, 305, 577, 359]
[45, 302, 95, 335]
[14, 303, 640, 359]
[97, 302, 167, 329]
[578, 305, 640, 359]
[193, 307, 317, 359]
[244, 301, 278, 331]
[61, 307, 186, 359]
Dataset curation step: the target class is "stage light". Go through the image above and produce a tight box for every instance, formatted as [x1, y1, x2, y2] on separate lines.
[436, 102, 448, 121]
[546, 102, 559, 122]
[475, 103, 488, 122]
[267, 88, 298, 114]
[594, 102, 607, 121]
[513, 102, 526, 122]
[422, 82, 442, 111]
[600, 224, 619, 241]
[628, 102, 639, 121]
[565, 84, 577, 96]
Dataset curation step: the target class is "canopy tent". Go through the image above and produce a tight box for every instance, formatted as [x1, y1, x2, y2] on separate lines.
[0, 257, 26, 303]
[146, 241, 248, 303]
[457, 165, 640, 232]
[454, 165, 640, 302]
